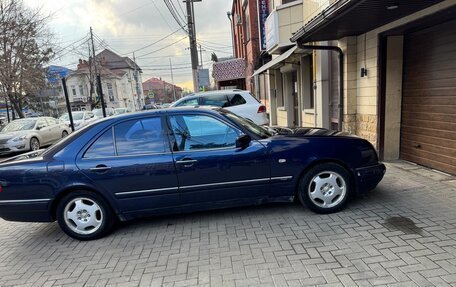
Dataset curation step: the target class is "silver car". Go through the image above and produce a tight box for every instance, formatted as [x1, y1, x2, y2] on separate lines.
[59, 111, 97, 130]
[0, 117, 71, 154]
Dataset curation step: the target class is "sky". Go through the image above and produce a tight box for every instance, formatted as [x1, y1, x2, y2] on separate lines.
[23, 0, 234, 91]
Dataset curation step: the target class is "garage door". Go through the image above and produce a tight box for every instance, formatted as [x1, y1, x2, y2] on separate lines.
[401, 20, 456, 175]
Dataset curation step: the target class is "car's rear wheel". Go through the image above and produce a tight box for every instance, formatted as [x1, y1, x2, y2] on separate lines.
[56, 191, 115, 240]
[298, 163, 351, 214]
[62, 131, 68, 138]
[30, 137, 40, 151]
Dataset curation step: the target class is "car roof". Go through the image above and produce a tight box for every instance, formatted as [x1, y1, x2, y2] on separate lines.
[173, 90, 249, 104]
[97, 106, 222, 122]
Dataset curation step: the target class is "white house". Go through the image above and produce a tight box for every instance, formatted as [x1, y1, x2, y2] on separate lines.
[63, 49, 144, 112]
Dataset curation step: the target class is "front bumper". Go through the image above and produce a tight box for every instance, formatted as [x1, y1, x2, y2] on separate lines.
[0, 199, 54, 222]
[0, 141, 29, 155]
[355, 163, 386, 193]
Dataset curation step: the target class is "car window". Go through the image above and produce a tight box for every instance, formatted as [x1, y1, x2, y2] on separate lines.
[201, 94, 230, 107]
[169, 115, 239, 151]
[228, 94, 246, 106]
[84, 128, 115, 158]
[176, 98, 198, 106]
[114, 118, 165, 156]
[47, 118, 57, 125]
[36, 119, 47, 129]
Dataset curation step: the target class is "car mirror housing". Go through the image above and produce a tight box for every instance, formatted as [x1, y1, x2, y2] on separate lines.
[235, 134, 251, 149]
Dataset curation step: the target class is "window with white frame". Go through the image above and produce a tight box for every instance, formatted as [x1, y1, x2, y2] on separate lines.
[71, 85, 76, 96]
[79, 85, 84, 96]
[107, 82, 114, 102]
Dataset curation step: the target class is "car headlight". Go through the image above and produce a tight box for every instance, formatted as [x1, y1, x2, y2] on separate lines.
[11, 135, 27, 142]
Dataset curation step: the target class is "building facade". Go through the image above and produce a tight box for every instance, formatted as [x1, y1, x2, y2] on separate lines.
[142, 77, 183, 105]
[287, 0, 456, 175]
[62, 49, 144, 112]
[248, 0, 455, 175]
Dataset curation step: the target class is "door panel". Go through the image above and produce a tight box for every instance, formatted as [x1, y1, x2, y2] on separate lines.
[76, 117, 180, 214]
[168, 114, 271, 206]
[401, 20, 456, 175]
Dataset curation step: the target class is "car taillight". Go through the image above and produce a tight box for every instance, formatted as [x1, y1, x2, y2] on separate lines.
[257, 105, 266, 113]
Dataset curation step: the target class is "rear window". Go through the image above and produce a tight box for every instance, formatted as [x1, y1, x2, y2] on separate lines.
[247, 92, 261, 103]
[201, 94, 230, 107]
[227, 94, 246, 106]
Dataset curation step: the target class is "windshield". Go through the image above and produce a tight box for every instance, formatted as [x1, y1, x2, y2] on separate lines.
[60, 112, 84, 121]
[222, 111, 273, 139]
[92, 109, 102, 117]
[2, 119, 37, 132]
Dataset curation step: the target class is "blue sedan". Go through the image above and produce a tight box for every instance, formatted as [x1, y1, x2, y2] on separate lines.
[0, 107, 385, 240]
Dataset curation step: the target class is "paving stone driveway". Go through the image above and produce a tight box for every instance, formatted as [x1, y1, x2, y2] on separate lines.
[1, 161, 456, 287]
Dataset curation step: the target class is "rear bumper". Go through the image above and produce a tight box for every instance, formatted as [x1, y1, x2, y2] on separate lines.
[0, 199, 54, 222]
[355, 163, 386, 193]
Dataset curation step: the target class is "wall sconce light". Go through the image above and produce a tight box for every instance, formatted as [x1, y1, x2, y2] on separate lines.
[361, 67, 368, 77]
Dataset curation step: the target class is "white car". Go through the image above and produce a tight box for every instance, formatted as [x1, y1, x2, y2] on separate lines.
[170, 90, 269, 125]
[0, 117, 71, 154]
[59, 111, 97, 130]
[92, 108, 115, 119]
[114, 107, 131, 115]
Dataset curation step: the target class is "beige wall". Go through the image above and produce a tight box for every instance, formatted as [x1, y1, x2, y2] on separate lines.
[303, 0, 338, 24]
[277, 109, 288, 126]
[384, 36, 404, 160]
[277, 2, 303, 47]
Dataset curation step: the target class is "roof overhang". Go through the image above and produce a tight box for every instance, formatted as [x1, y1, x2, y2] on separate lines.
[291, 0, 446, 43]
[252, 46, 297, 77]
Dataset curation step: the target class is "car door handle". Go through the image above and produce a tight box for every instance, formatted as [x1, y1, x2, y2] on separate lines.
[89, 165, 112, 172]
[176, 159, 198, 166]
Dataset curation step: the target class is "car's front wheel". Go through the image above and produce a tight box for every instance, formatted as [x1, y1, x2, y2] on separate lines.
[298, 163, 351, 214]
[62, 130, 68, 138]
[30, 137, 40, 151]
[56, 191, 116, 240]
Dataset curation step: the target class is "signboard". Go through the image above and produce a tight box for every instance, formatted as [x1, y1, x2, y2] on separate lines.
[257, 0, 269, 51]
[265, 11, 279, 51]
[197, 68, 210, 90]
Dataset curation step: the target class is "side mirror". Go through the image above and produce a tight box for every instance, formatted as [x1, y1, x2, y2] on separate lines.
[235, 134, 251, 149]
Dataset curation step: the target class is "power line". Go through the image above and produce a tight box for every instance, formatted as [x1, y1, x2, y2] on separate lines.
[127, 27, 184, 54]
[137, 36, 188, 58]
[53, 34, 90, 57]
[163, 0, 188, 33]
[148, 0, 176, 32]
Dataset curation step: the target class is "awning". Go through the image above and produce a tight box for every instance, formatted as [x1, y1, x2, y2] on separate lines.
[290, 0, 446, 43]
[212, 58, 246, 82]
[252, 46, 297, 77]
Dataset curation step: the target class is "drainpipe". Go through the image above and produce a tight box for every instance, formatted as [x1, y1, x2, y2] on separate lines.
[297, 43, 344, 131]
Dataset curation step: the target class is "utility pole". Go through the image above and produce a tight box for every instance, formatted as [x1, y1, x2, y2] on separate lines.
[185, 0, 201, 93]
[90, 27, 99, 110]
[133, 52, 142, 110]
[169, 58, 176, 102]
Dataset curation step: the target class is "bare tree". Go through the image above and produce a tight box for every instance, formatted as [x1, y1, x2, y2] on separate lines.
[0, 0, 53, 118]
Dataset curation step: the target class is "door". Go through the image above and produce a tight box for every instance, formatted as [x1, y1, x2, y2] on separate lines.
[401, 20, 456, 175]
[291, 71, 299, 127]
[46, 117, 62, 142]
[76, 116, 180, 214]
[36, 118, 53, 145]
[167, 113, 270, 207]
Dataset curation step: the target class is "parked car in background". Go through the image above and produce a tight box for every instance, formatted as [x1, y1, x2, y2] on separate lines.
[0, 107, 385, 240]
[171, 90, 269, 125]
[114, 108, 131, 115]
[93, 108, 115, 119]
[0, 117, 70, 154]
[59, 111, 96, 130]
[143, 104, 158, 110]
